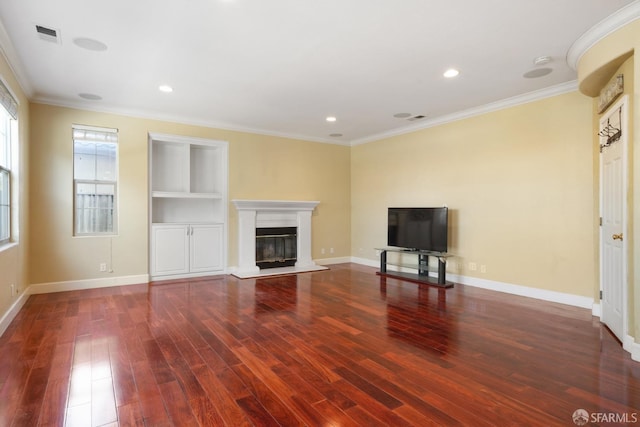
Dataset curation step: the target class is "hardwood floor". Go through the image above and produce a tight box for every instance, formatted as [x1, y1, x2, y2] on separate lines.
[0, 263, 638, 426]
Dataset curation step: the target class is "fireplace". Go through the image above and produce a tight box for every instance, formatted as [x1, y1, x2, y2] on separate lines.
[256, 227, 297, 269]
[231, 199, 328, 278]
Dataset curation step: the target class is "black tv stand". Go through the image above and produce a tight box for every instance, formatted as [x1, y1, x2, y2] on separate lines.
[375, 247, 454, 288]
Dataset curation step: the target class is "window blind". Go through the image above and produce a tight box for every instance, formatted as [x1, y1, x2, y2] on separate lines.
[0, 79, 18, 120]
[72, 124, 118, 143]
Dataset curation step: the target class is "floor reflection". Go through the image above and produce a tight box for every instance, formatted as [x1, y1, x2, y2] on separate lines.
[380, 277, 457, 355]
[254, 275, 299, 315]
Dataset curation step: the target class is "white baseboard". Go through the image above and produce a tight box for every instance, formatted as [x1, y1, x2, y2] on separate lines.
[0, 290, 29, 337]
[350, 256, 378, 268]
[447, 273, 594, 309]
[316, 256, 352, 266]
[28, 274, 150, 295]
[626, 336, 640, 362]
[592, 303, 601, 318]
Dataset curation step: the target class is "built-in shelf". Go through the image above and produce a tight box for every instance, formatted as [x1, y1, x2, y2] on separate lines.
[149, 133, 228, 280]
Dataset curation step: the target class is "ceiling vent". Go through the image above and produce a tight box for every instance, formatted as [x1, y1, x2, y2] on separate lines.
[35, 25, 60, 43]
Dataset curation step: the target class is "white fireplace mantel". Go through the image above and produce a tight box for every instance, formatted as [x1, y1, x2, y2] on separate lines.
[231, 199, 327, 278]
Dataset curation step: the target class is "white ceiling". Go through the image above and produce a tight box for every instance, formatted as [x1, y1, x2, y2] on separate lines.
[0, 0, 638, 145]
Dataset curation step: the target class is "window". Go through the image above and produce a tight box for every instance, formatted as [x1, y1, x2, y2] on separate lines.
[0, 79, 17, 245]
[73, 125, 118, 236]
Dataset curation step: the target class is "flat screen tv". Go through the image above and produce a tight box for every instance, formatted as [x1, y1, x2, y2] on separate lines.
[387, 207, 448, 252]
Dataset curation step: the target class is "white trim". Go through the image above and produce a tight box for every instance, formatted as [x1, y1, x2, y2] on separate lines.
[315, 256, 352, 266]
[148, 132, 228, 147]
[150, 270, 227, 282]
[0, 19, 33, 98]
[72, 123, 118, 134]
[32, 80, 574, 148]
[30, 75, 578, 148]
[352, 256, 378, 268]
[0, 289, 29, 337]
[36, 97, 351, 147]
[28, 274, 149, 295]
[592, 303, 601, 318]
[350, 81, 578, 146]
[232, 199, 320, 212]
[447, 273, 594, 309]
[626, 336, 640, 362]
[0, 241, 18, 254]
[566, 1, 640, 71]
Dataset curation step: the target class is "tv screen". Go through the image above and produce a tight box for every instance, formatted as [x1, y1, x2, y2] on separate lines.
[387, 207, 448, 252]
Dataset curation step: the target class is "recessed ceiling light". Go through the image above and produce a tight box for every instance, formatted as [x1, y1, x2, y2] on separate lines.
[73, 37, 108, 52]
[443, 68, 460, 78]
[523, 68, 553, 79]
[329, 133, 343, 138]
[393, 113, 411, 118]
[78, 93, 102, 100]
[326, 116, 337, 122]
[159, 85, 173, 93]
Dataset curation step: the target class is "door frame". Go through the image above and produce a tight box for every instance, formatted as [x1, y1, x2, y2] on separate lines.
[598, 94, 628, 344]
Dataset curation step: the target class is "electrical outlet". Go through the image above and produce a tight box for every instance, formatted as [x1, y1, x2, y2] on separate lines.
[469, 262, 477, 271]
[330, 248, 334, 254]
[480, 265, 487, 273]
[321, 248, 325, 255]
[99, 263, 107, 272]
[10, 284, 15, 297]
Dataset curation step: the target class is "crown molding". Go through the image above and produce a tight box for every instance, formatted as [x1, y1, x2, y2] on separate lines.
[32, 96, 352, 147]
[350, 80, 578, 146]
[566, 0, 640, 71]
[0, 19, 33, 98]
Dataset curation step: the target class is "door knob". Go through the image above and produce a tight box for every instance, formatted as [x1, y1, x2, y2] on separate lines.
[612, 233, 623, 241]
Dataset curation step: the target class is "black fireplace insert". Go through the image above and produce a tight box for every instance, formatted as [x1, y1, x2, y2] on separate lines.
[256, 227, 297, 269]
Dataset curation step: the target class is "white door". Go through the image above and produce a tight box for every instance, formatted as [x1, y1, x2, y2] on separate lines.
[152, 224, 190, 276]
[600, 97, 627, 342]
[190, 224, 223, 272]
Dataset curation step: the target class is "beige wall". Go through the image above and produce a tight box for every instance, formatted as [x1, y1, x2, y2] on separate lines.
[0, 53, 29, 318]
[351, 91, 595, 297]
[28, 103, 351, 285]
[578, 19, 639, 340]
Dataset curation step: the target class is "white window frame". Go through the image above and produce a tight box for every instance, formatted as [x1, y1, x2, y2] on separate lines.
[72, 124, 119, 236]
[0, 78, 17, 246]
[0, 166, 9, 245]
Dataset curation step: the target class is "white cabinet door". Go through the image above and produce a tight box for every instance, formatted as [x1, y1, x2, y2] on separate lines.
[152, 224, 190, 276]
[190, 224, 223, 272]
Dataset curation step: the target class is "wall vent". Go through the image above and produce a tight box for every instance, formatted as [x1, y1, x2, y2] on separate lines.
[36, 25, 60, 43]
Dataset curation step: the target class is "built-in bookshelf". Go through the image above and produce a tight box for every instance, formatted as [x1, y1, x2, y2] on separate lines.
[148, 133, 228, 279]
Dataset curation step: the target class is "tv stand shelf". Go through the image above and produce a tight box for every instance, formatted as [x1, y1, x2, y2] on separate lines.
[375, 247, 454, 288]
